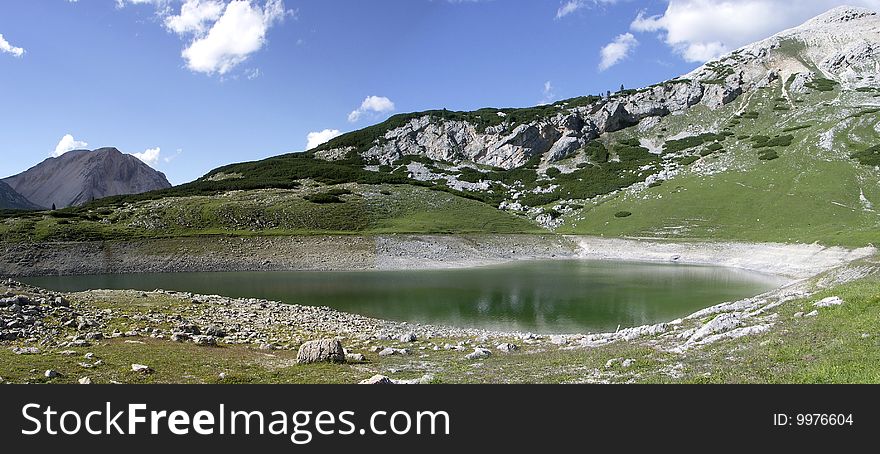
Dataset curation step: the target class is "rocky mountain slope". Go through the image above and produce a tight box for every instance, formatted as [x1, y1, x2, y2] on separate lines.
[2, 148, 172, 209]
[0, 181, 41, 211]
[313, 7, 878, 171]
[3, 6, 878, 247]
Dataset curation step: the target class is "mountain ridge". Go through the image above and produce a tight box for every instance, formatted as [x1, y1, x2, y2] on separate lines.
[3, 147, 172, 209]
[0, 180, 41, 210]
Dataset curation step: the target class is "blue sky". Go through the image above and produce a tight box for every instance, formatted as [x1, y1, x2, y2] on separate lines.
[1, 0, 876, 184]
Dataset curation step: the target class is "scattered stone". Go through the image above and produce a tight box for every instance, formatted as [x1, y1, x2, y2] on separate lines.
[605, 358, 620, 369]
[621, 359, 635, 368]
[58, 350, 77, 356]
[78, 377, 92, 385]
[192, 335, 218, 347]
[399, 332, 417, 343]
[465, 348, 492, 360]
[793, 312, 804, 318]
[78, 362, 94, 369]
[378, 347, 410, 357]
[346, 353, 366, 363]
[549, 335, 568, 345]
[496, 343, 518, 353]
[177, 323, 201, 335]
[814, 296, 844, 308]
[805, 310, 819, 317]
[131, 364, 153, 374]
[359, 375, 394, 385]
[296, 339, 345, 364]
[171, 333, 190, 342]
[84, 352, 95, 360]
[219, 372, 227, 379]
[11, 346, 40, 355]
[44, 370, 59, 378]
[259, 343, 275, 350]
[204, 326, 227, 337]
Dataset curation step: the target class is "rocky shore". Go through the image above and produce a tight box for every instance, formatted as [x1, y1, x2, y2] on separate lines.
[2, 234, 873, 279]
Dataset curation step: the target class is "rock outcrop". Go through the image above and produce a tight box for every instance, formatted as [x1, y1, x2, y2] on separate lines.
[316, 6, 880, 171]
[3, 147, 171, 209]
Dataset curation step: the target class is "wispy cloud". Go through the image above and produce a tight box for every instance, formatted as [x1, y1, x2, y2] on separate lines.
[598, 32, 638, 71]
[306, 129, 343, 149]
[132, 147, 162, 166]
[629, 0, 880, 63]
[0, 33, 25, 58]
[556, 0, 621, 19]
[348, 96, 396, 123]
[540, 81, 556, 105]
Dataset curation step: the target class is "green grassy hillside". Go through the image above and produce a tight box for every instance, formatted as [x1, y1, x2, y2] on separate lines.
[0, 183, 539, 242]
[558, 81, 880, 247]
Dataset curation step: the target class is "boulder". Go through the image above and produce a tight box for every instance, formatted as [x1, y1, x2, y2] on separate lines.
[465, 348, 492, 360]
[346, 353, 366, 363]
[131, 364, 153, 374]
[496, 343, 518, 353]
[398, 332, 417, 343]
[296, 339, 345, 364]
[359, 374, 394, 385]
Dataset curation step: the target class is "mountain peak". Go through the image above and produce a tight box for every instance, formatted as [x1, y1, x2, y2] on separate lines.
[804, 5, 877, 26]
[2, 147, 171, 209]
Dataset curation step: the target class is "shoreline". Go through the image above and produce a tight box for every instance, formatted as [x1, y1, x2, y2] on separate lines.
[1, 234, 874, 279]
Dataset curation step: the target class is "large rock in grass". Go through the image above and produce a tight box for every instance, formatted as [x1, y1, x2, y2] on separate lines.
[296, 339, 345, 364]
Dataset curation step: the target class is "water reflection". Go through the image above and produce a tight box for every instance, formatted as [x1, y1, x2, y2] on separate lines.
[22, 260, 786, 333]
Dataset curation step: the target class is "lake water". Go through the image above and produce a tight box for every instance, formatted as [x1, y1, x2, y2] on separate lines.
[21, 260, 786, 334]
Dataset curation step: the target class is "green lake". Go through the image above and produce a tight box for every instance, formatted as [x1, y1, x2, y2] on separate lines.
[22, 260, 786, 333]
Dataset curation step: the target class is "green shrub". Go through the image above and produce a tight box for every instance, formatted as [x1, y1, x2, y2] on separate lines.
[850, 145, 880, 166]
[663, 133, 726, 153]
[782, 124, 811, 133]
[758, 150, 780, 161]
[585, 141, 608, 163]
[457, 167, 485, 183]
[545, 167, 561, 178]
[675, 156, 699, 166]
[304, 193, 344, 204]
[805, 78, 839, 92]
[752, 135, 793, 149]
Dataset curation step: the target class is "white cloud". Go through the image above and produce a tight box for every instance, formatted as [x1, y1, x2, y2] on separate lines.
[182, 0, 289, 75]
[599, 32, 638, 71]
[117, 0, 291, 76]
[0, 34, 25, 58]
[306, 129, 343, 149]
[556, 0, 621, 19]
[164, 0, 225, 35]
[348, 96, 396, 123]
[131, 147, 162, 166]
[540, 81, 556, 105]
[630, 0, 880, 63]
[52, 134, 89, 157]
